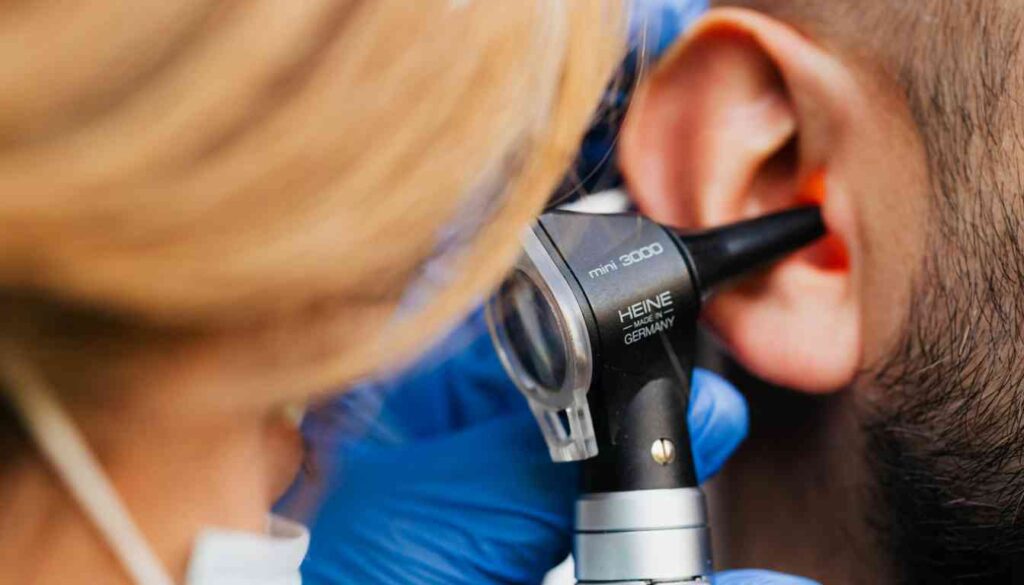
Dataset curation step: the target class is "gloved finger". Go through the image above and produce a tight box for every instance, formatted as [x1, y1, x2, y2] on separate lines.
[343, 412, 577, 511]
[304, 413, 578, 585]
[715, 570, 821, 585]
[310, 311, 527, 447]
[689, 368, 749, 483]
[372, 316, 527, 439]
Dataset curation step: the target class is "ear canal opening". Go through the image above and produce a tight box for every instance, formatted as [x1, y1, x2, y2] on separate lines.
[768, 135, 799, 178]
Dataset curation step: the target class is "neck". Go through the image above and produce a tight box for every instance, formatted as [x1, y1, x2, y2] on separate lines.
[706, 367, 891, 583]
[0, 397, 301, 584]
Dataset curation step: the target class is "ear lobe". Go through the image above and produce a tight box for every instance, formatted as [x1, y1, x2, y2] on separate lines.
[620, 9, 862, 393]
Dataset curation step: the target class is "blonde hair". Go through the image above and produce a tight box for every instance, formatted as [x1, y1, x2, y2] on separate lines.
[0, 1, 625, 403]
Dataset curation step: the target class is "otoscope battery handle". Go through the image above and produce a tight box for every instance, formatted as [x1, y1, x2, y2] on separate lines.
[575, 374, 714, 584]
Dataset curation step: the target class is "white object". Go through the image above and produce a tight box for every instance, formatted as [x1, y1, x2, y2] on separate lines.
[543, 556, 576, 585]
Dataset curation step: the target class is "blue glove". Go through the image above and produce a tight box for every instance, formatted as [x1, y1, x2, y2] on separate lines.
[283, 315, 749, 585]
[630, 0, 709, 57]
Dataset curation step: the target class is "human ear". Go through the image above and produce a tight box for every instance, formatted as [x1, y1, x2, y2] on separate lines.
[620, 9, 864, 393]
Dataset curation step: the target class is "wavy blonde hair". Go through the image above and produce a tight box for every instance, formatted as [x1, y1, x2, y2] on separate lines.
[0, 1, 625, 405]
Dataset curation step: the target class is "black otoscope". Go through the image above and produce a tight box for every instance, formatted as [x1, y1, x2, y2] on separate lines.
[487, 203, 825, 584]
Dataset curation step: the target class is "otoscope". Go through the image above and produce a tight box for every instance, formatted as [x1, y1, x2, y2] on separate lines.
[486, 203, 825, 584]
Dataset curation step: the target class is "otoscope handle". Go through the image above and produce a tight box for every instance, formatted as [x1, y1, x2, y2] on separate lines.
[575, 376, 713, 583]
[582, 374, 698, 492]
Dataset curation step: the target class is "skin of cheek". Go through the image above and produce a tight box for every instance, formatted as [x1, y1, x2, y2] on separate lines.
[842, 105, 930, 370]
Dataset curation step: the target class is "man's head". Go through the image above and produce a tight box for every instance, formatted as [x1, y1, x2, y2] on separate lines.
[621, 2, 1024, 581]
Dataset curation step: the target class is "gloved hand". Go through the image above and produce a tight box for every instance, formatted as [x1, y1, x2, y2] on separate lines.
[283, 314, 752, 585]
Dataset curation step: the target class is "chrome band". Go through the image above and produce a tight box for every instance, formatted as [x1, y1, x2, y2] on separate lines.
[575, 527, 712, 583]
[574, 489, 713, 583]
[576, 487, 707, 532]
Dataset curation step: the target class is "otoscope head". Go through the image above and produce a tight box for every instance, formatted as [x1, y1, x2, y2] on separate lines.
[675, 205, 826, 299]
[486, 201, 827, 584]
[486, 204, 827, 469]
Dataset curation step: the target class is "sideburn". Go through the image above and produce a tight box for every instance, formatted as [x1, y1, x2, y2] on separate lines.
[865, 228, 1024, 584]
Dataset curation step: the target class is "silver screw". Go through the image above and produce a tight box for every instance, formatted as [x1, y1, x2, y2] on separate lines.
[650, 438, 676, 466]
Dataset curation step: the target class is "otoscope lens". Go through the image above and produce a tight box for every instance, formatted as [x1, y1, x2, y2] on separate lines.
[494, 271, 568, 393]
